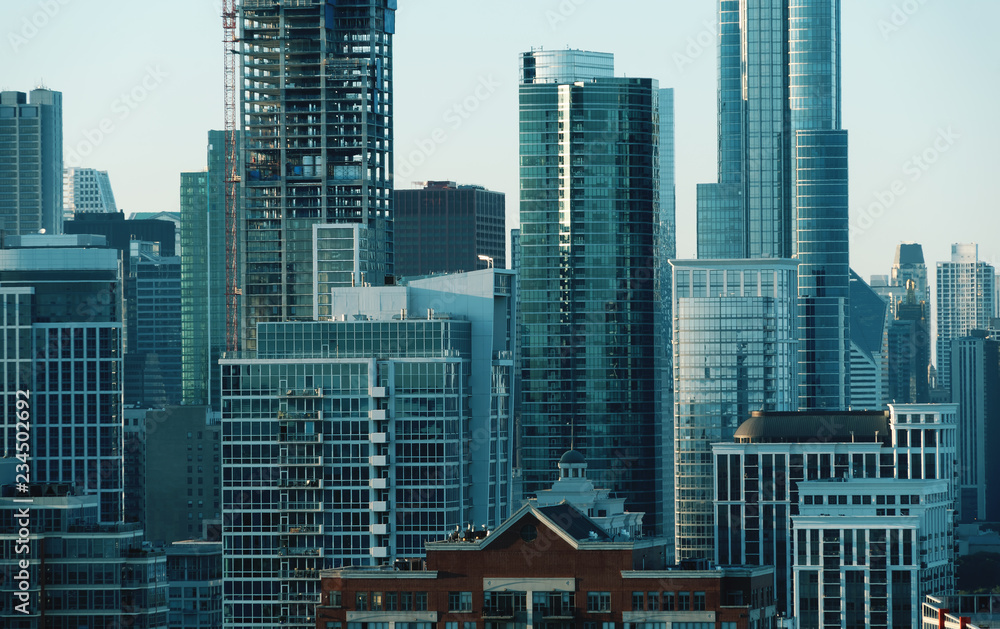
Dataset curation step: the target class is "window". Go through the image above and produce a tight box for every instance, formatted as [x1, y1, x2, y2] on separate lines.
[678, 592, 690, 611]
[632, 592, 644, 611]
[662, 592, 675, 611]
[385, 591, 397, 611]
[372, 592, 383, 611]
[356, 592, 368, 611]
[450, 591, 473, 612]
[329, 591, 342, 607]
[587, 592, 611, 613]
[693, 592, 705, 611]
[646, 592, 659, 611]
[415, 592, 428, 611]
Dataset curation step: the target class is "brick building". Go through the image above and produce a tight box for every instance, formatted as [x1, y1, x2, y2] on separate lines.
[315, 500, 776, 629]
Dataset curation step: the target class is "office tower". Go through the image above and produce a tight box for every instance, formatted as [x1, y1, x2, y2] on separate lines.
[167, 540, 224, 629]
[0, 89, 63, 237]
[888, 280, 932, 403]
[239, 0, 395, 347]
[220, 269, 514, 629]
[714, 404, 957, 619]
[124, 407, 148, 526]
[0, 482, 168, 627]
[510, 228, 521, 273]
[127, 242, 182, 406]
[950, 332, 1000, 523]
[936, 244, 996, 392]
[695, 0, 850, 411]
[144, 406, 221, 544]
[394, 181, 505, 277]
[63, 167, 118, 221]
[671, 259, 800, 561]
[849, 271, 889, 409]
[181, 130, 234, 407]
[517, 49, 664, 532]
[0, 234, 124, 523]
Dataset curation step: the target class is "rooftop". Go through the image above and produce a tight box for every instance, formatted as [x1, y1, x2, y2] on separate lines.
[733, 410, 891, 444]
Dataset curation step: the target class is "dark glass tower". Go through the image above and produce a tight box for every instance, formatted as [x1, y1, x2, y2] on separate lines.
[695, 0, 850, 411]
[240, 0, 395, 348]
[518, 50, 664, 532]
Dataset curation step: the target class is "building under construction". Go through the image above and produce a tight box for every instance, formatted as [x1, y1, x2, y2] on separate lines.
[239, 0, 395, 349]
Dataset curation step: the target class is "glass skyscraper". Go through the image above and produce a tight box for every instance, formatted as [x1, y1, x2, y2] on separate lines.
[696, 0, 850, 411]
[239, 0, 395, 349]
[517, 49, 666, 532]
[935, 243, 995, 392]
[671, 259, 799, 560]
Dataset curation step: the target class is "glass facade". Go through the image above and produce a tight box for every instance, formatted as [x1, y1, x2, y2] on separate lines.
[181, 130, 235, 407]
[240, 0, 394, 347]
[935, 244, 995, 391]
[221, 319, 474, 628]
[672, 259, 799, 561]
[518, 50, 664, 532]
[695, 0, 850, 410]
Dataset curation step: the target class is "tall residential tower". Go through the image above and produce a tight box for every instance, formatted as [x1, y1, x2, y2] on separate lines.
[517, 49, 666, 532]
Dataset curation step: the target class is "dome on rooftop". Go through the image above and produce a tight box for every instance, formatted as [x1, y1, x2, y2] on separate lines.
[559, 450, 586, 465]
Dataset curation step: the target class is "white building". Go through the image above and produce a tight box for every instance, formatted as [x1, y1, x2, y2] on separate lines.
[936, 244, 995, 390]
[63, 166, 117, 220]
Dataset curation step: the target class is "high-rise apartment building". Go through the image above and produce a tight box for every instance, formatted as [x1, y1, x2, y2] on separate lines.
[239, 0, 395, 347]
[950, 332, 1000, 523]
[714, 404, 957, 620]
[0, 89, 63, 238]
[0, 234, 124, 523]
[181, 130, 235, 407]
[935, 243, 995, 392]
[671, 259, 800, 561]
[220, 269, 514, 629]
[695, 0, 850, 411]
[517, 49, 665, 532]
[394, 181, 505, 277]
[63, 167, 118, 220]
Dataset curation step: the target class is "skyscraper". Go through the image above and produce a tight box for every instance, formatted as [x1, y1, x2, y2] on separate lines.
[239, 0, 395, 348]
[935, 243, 995, 392]
[0, 234, 124, 523]
[181, 130, 235, 407]
[394, 181, 505, 277]
[0, 89, 63, 237]
[671, 258, 800, 561]
[63, 167, 118, 220]
[695, 0, 850, 411]
[517, 49, 665, 531]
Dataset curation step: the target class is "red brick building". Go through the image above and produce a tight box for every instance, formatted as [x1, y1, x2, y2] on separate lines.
[316, 502, 776, 629]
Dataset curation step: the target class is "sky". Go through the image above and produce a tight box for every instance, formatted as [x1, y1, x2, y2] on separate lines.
[1, 0, 998, 285]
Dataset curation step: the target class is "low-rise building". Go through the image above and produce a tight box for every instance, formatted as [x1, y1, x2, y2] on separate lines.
[167, 540, 223, 629]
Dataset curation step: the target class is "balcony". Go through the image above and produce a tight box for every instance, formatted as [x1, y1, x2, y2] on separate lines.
[278, 569, 319, 579]
[540, 607, 576, 620]
[370, 409, 387, 420]
[369, 455, 388, 467]
[281, 546, 322, 557]
[370, 523, 389, 535]
[279, 456, 322, 466]
[280, 501, 322, 511]
[369, 501, 389, 512]
[281, 433, 322, 444]
[282, 388, 323, 398]
[277, 479, 321, 488]
[369, 477, 388, 489]
[282, 525, 321, 534]
[277, 411, 321, 420]
[369, 432, 388, 444]
[370, 386, 387, 398]
[482, 607, 515, 620]
[370, 546, 389, 558]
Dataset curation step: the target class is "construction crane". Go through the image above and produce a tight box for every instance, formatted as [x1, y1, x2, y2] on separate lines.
[223, 0, 241, 352]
